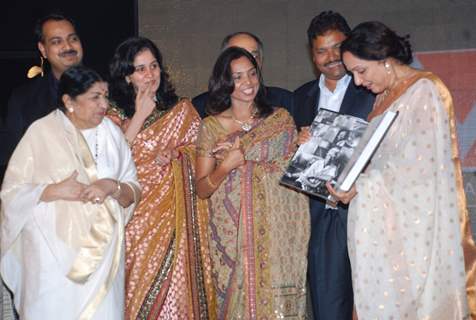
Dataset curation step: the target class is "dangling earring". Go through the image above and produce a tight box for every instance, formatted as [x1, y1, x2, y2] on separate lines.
[27, 56, 45, 78]
[67, 106, 74, 113]
[384, 61, 391, 74]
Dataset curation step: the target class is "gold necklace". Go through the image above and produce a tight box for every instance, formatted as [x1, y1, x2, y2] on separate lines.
[231, 110, 257, 132]
[369, 71, 419, 120]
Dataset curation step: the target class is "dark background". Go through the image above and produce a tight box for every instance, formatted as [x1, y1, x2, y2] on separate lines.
[0, 0, 138, 121]
[0, 0, 137, 180]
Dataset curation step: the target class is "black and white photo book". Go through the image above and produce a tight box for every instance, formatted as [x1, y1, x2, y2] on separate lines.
[281, 108, 398, 200]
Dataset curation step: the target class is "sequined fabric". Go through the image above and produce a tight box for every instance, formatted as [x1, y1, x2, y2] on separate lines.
[197, 108, 310, 319]
[108, 99, 216, 319]
[348, 72, 476, 319]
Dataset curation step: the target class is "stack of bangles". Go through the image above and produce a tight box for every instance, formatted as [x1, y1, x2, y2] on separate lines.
[206, 175, 218, 188]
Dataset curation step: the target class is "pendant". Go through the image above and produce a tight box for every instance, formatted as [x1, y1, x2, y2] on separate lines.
[241, 122, 252, 131]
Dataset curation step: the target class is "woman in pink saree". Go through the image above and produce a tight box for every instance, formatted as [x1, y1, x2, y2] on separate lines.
[196, 47, 310, 319]
[107, 37, 215, 319]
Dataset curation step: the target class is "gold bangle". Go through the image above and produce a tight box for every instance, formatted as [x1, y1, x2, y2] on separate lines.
[112, 180, 121, 199]
[206, 175, 218, 189]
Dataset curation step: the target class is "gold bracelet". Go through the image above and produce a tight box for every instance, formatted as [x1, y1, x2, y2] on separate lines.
[112, 180, 122, 199]
[206, 175, 218, 189]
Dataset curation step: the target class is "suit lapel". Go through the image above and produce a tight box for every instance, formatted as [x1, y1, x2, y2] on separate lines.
[339, 81, 374, 119]
[305, 81, 319, 122]
[339, 82, 357, 116]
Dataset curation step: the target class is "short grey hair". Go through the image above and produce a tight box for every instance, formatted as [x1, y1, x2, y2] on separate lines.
[220, 31, 264, 60]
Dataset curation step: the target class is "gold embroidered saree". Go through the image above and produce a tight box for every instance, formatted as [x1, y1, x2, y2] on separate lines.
[108, 99, 216, 319]
[197, 108, 310, 319]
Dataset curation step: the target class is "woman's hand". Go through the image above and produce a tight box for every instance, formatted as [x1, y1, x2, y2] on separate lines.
[40, 171, 87, 202]
[80, 178, 117, 204]
[297, 127, 311, 145]
[326, 181, 357, 204]
[134, 82, 156, 120]
[220, 137, 245, 172]
[211, 141, 233, 161]
[124, 82, 157, 143]
[156, 149, 179, 166]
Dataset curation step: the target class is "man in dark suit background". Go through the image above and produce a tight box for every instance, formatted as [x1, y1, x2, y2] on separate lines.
[192, 31, 293, 118]
[0, 13, 83, 179]
[292, 11, 374, 320]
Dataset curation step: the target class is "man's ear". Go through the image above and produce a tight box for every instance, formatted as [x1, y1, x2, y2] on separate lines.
[38, 42, 47, 59]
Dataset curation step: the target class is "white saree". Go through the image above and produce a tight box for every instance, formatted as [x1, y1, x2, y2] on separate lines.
[349, 76, 472, 319]
[0, 110, 139, 319]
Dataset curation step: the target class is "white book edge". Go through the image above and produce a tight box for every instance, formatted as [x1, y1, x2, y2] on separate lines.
[337, 111, 398, 192]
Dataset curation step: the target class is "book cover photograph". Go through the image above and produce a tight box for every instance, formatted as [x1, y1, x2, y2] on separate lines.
[281, 109, 398, 200]
[281, 109, 368, 200]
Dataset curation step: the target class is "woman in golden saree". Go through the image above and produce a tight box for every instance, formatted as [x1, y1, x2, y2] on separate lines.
[196, 47, 310, 319]
[107, 37, 215, 319]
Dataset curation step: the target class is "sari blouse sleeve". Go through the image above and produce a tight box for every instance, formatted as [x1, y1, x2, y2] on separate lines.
[196, 119, 217, 158]
[106, 105, 130, 132]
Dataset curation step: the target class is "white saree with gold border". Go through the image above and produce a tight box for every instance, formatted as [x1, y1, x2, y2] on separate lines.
[0, 110, 139, 319]
[349, 74, 474, 319]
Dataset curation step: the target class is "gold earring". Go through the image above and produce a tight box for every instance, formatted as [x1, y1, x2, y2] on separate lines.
[27, 56, 45, 78]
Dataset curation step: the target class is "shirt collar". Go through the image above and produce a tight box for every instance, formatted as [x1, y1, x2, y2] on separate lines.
[318, 73, 351, 94]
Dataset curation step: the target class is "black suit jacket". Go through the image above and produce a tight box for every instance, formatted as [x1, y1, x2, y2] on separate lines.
[292, 78, 374, 130]
[294, 77, 375, 320]
[0, 72, 57, 177]
[191, 86, 293, 119]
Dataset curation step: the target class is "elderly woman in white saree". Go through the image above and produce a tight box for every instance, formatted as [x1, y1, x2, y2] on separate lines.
[328, 22, 476, 319]
[0, 65, 140, 320]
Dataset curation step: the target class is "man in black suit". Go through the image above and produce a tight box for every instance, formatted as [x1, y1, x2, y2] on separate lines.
[192, 31, 293, 118]
[293, 11, 374, 320]
[1, 14, 83, 177]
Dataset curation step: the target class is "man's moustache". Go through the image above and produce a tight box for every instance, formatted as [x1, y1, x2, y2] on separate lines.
[324, 60, 342, 67]
[59, 50, 78, 57]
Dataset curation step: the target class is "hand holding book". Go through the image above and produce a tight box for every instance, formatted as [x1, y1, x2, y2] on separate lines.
[280, 108, 398, 202]
[326, 181, 357, 205]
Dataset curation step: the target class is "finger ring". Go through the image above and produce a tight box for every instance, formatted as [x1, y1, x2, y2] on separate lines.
[94, 197, 100, 203]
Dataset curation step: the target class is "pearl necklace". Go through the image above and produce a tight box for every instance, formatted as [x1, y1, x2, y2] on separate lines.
[94, 128, 99, 163]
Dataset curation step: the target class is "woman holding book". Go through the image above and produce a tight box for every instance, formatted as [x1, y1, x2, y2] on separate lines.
[328, 21, 476, 319]
[196, 47, 310, 319]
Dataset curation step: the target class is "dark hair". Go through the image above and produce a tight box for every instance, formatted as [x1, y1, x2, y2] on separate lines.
[207, 47, 272, 118]
[109, 37, 179, 117]
[58, 65, 103, 112]
[340, 21, 413, 65]
[221, 31, 264, 58]
[34, 13, 78, 43]
[307, 11, 351, 47]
